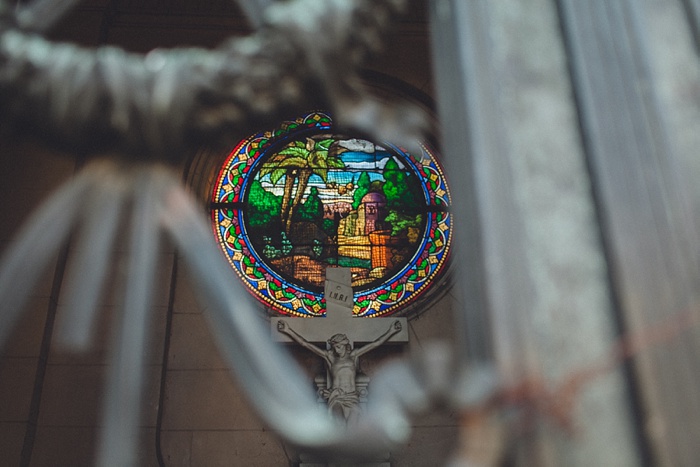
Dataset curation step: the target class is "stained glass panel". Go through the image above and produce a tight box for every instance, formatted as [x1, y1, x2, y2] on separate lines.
[211, 112, 451, 316]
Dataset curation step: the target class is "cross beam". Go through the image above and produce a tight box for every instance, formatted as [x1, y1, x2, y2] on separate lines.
[271, 268, 408, 346]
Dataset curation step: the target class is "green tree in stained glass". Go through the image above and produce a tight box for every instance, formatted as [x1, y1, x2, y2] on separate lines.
[258, 137, 346, 233]
[247, 179, 283, 228]
[296, 186, 323, 222]
[385, 211, 422, 239]
[321, 217, 338, 238]
[352, 171, 371, 210]
[382, 158, 420, 210]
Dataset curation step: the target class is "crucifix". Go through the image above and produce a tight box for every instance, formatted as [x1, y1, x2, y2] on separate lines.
[272, 267, 408, 424]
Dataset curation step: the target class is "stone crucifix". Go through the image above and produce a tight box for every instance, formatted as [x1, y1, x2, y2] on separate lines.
[272, 268, 408, 424]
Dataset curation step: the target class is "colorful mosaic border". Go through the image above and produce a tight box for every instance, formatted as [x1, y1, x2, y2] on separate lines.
[211, 112, 451, 317]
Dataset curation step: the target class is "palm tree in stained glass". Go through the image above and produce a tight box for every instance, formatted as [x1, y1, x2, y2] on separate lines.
[258, 137, 346, 233]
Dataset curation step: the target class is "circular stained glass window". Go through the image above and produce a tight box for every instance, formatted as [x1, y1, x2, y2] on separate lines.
[211, 112, 451, 317]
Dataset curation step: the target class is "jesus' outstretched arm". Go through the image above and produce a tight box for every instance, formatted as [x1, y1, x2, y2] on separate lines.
[353, 320, 402, 358]
[276, 320, 327, 359]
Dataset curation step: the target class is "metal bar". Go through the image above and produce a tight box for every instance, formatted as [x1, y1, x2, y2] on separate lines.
[0, 171, 92, 348]
[15, 0, 83, 33]
[233, 0, 274, 29]
[428, 0, 536, 375]
[55, 175, 126, 350]
[210, 202, 247, 210]
[96, 171, 161, 467]
[682, 0, 700, 53]
[557, 0, 700, 464]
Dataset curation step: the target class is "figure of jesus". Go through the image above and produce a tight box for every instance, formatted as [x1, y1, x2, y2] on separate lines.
[277, 320, 402, 424]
